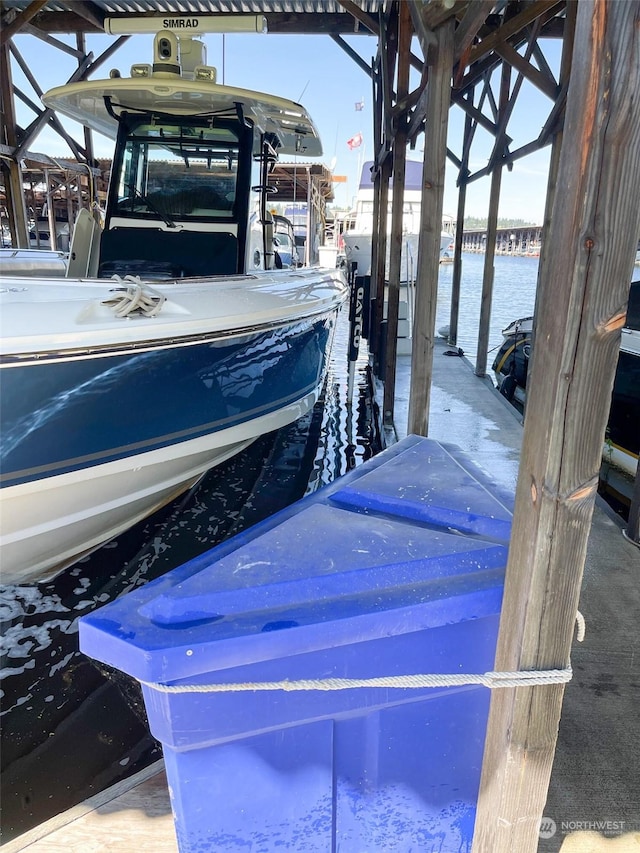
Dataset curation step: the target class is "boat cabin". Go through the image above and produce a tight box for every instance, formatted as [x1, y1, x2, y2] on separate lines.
[42, 32, 322, 280]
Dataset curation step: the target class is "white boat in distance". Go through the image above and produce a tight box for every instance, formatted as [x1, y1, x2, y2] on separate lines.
[342, 160, 453, 281]
[0, 32, 347, 585]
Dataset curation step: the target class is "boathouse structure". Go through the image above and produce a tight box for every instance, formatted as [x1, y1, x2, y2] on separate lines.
[1, 2, 639, 852]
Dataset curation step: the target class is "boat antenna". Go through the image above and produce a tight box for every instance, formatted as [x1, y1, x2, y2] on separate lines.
[297, 80, 310, 102]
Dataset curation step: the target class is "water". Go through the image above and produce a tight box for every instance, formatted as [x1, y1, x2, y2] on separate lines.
[435, 253, 539, 370]
[0, 302, 379, 843]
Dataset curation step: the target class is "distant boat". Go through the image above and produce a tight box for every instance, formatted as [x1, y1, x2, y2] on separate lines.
[0, 247, 68, 277]
[0, 31, 347, 585]
[492, 280, 640, 481]
[342, 160, 453, 280]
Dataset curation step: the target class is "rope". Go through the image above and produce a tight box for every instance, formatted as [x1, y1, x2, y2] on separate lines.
[102, 276, 166, 318]
[141, 612, 586, 695]
[142, 666, 574, 695]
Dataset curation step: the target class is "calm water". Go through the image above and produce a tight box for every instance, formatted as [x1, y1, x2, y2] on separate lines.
[0, 255, 540, 841]
[436, 252, 539, 370]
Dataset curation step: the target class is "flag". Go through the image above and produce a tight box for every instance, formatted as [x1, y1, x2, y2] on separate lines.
[347, 132, 363, 150]
[355, 99, 364, 111]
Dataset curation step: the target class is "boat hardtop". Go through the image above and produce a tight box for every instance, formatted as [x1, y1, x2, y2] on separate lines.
[42, 73, 322, 157]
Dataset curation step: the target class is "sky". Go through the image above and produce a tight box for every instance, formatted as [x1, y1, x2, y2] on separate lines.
[11, 27, 562, 224]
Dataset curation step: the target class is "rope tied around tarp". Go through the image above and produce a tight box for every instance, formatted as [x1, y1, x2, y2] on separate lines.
[140, 613, 586, 695]
[102, 275, 166, 317]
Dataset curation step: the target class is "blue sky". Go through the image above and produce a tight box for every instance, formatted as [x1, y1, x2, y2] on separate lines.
[12, 28, 561, 223]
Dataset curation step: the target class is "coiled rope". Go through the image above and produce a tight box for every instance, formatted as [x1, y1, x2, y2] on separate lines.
[102, 276, 166, 317]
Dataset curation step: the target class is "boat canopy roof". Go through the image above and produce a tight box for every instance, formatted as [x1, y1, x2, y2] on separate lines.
[42, 77, 322, 157]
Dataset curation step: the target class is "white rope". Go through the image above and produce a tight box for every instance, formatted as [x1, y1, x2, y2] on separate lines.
[141, 611, 586, 695]
[102, 276, 166, 317]
[142, 666, 573, 694]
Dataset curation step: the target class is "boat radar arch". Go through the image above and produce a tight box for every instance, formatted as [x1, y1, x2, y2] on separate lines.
[42, 31, 322, 157]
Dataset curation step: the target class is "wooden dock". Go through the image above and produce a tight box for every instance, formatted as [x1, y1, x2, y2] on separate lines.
[2, 762, 177, 853]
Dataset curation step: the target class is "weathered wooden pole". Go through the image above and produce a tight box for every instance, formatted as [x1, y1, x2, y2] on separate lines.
[407, 18, 455, 436]
[449, 112, 473, 347]
[382, 0, 412, 425]
[475, 61, 510, 378]
[472, 3, 640, 851]
[0, 42, 29, 248]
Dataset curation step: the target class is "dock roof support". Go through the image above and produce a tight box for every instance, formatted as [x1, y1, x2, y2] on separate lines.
[471, 2, 640, 850]
[406, 13, 454, 437]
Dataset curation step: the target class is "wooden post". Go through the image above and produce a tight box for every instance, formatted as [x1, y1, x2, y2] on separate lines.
[382, 0, 412, 425]
[371, 156, 392, 366]
[475, 60, 510, 378]
[449, 112, 473, 347]
[626, 463, 640, 546]
[0, 42, 29, 247]
[407, 18, 454, 436]
[472, 3, 640, 851]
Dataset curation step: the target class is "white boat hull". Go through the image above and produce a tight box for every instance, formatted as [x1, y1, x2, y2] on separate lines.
[0, 390, 318, 584]
[0, 269, 347, 585]
[343, 231, 452, 280]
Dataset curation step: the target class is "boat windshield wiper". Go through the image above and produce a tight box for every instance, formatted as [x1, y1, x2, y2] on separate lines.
[131, 186, 178, 229]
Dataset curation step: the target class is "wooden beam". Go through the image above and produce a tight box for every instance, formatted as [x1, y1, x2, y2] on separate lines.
[468, 0, 565, 67]
[475, 60, 510, 378]
[407, 18, 455, 436]
[448, 111, 473, 347]
[337, 1, 380, 35]
[330, 33, 372, 77]
[495, 39, 559, 101]
[0, 0, 47, 46]
[453, 0, 495, 63]
[472, 2, 640, 850]
[68, 1, 105, 31]
[383, 0, 412, 425]
[22, 22, 85, 58]
[0, 43, 29, 247]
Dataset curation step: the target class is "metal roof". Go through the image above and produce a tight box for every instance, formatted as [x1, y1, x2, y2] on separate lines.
[1, 1, 385, 34]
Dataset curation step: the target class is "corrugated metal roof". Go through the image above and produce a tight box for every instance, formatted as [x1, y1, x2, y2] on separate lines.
[2, 1, 382, 14]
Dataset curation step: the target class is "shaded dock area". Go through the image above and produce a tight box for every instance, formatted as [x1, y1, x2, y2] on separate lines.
[6, 341, 639, 853]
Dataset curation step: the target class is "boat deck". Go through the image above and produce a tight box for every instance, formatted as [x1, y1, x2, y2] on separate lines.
[6, 341, 639, 853]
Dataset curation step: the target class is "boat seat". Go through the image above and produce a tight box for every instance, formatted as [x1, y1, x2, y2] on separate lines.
[98, 227, 238, 279]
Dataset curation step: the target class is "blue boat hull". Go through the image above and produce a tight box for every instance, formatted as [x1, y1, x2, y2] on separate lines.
[0, 313, 338, 583]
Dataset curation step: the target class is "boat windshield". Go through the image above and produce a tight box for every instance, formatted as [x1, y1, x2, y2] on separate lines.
[114, 118, 242, 222]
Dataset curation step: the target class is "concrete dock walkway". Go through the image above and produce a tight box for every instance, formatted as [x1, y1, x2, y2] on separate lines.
[391, 343, 640, 853]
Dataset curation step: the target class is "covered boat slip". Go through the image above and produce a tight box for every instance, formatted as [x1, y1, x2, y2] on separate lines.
[5, 345, 639, 853]
[1, 2, 640, 853]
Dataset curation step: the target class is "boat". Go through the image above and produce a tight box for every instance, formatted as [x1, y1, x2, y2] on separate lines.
[0, 247, 68, 277]
[272, 213, 301, 268]
[342, 160, 453, 280]
[0, 31, 348, 586]
[492, 280, 640, 480]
